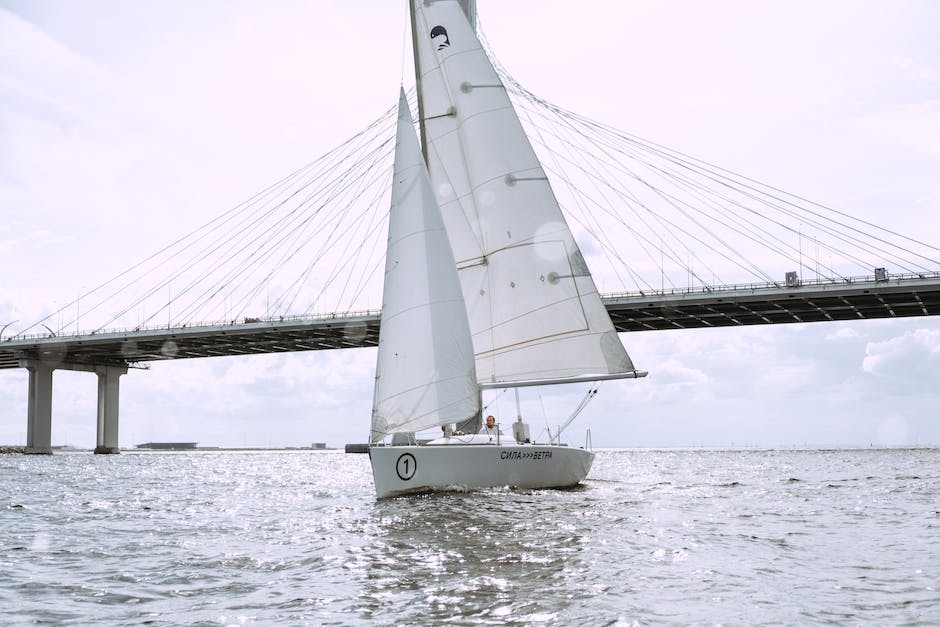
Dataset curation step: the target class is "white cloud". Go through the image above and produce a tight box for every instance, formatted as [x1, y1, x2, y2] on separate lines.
[861, 328, 940, 377]
[826, 327, 862, 341]
[852, 100, 940, 158]
[882, 56, 940, 83]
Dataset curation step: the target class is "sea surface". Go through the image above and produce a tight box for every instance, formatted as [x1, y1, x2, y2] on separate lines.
[1, 448, 938, 625]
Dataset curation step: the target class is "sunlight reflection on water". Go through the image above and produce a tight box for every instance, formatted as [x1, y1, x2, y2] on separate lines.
[0, 448, 938, 624]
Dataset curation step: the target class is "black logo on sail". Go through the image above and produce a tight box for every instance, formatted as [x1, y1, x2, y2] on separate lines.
[430, 25, 450, 50]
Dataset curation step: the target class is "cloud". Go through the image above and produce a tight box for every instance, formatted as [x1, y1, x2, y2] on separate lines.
[0, 8, 111, 121]
[851, 100, 940, 158]
[882, 56, 940, 83]
[861, 328, 940, 379]
[826, 327, 862, 341]
[914, 184, 940, 210]
[0, 227, 61, 254]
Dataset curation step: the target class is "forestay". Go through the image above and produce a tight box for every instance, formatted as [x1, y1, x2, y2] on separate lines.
[370, 90, 480, 443]
[411, 0, 640, 387]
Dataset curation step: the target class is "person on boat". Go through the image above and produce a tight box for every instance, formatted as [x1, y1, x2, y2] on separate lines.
[480, 415, 499, 437]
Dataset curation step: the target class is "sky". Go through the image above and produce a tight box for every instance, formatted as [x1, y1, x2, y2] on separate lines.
[1, 0, 939, 449]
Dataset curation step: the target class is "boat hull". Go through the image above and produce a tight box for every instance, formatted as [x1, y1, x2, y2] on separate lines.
[369, 442, 595, 498]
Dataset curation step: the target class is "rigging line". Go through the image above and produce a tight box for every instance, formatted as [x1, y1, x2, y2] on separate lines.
[612, 144, 812, 283]
[482, 388, 509, 412]
[541, 106, 888, 280]
[338, 186, 392, 312]
[539, 153, 686, 290]
[662, 181, 817, 281]
[622, 135, 929, 274]
[136, 105, 400, 316]
[343, 133, 402, 310]
[630, 179, 771, 285]
[178, 123, 399, 323]
[570, 110, 940, 267]
[315, 167, 396, 314]
[57, 158, 320, 332]
[506, 65, 935, 272]
[117, 108, 398, 302]
[137, 193, 314, 327]
[318, 143, 396, 311]
[510, 94, 716, 281]
[345, 224, 390, 313]
[189, 143, 392, 322]
[338, 140, 408, 308]
[540, 103, 916, 274]
[660, 175, 867, 279]
[560, 202, 657, 292]
[510, 80, 639, 292]
[510, 98, 684, 287]
[518, 112, 727, 286]
[527, 128, 657, 291]
[540, 102, 784, 268]
[515, 92, 717, 289]
[90, 107, 401, 331]
[323, 201, 391, 314]
[512, 87, 643, 293]
[623, 130, 940, 261]
[272, 136, 396, 313]
[278, 157, 396, 315]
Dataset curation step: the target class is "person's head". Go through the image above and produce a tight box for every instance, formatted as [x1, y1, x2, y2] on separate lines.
[485, 415, 495, 428]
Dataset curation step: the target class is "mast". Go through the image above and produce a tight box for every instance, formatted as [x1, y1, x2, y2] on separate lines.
[410, 0, 477, 165]
[458, 0, 477, 27]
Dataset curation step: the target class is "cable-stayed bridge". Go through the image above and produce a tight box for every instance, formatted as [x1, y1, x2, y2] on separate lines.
[4, 272, 940, 370]
[3, 74, 939, 453]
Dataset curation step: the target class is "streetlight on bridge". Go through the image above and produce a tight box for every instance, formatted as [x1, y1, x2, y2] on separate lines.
[0, 320, 19, 341]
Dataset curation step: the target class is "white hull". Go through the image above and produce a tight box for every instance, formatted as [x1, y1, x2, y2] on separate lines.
[369, 441, 595, 498]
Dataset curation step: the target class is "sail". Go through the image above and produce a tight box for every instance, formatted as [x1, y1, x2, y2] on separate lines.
[410, 1, 640, 386]
[370, 90, 480, 443]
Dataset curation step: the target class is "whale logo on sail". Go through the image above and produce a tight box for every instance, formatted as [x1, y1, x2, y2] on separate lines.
[430, 25, 450, 50]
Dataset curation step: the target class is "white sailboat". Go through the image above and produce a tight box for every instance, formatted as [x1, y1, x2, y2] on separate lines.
[368, 1, 646, 498]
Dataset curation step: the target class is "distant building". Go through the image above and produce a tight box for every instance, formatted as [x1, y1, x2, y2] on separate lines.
[136, 442, 198, 450]
[311, 442, 327, 449]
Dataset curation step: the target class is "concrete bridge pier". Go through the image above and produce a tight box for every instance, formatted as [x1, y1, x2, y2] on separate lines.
[23, 361, 54, 455]
[19, 360, 128, 455]
[94, 365, 127, 454]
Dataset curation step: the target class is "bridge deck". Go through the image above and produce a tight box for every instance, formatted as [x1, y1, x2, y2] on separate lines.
[2, 275, 939, 370]
[606, 274, 940, 331]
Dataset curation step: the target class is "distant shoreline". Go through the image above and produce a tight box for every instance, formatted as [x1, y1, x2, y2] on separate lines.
[0, 446, 339, 454]
[3, 444, 937, 455]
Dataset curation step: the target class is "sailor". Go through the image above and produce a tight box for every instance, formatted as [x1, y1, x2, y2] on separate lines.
[479, 415, 499, 437]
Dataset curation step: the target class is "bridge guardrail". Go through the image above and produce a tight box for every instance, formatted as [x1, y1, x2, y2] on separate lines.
[602, 271, 940, 301]
[2, 310, 382, 343]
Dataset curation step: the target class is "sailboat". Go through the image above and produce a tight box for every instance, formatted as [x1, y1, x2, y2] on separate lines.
[368, 0, 646, 498]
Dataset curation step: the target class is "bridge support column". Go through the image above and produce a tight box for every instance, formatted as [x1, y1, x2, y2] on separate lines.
[24, 361, 54, 455]
[94, 365, 127, 454]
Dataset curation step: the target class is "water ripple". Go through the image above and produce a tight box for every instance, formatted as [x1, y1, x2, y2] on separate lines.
[1, 448, 938, 623]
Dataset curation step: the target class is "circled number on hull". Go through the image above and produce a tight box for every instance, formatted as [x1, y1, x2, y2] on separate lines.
[396, 453, 417, 481]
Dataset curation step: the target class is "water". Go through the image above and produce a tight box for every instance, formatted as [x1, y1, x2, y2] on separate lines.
[1, 448, 938, 625]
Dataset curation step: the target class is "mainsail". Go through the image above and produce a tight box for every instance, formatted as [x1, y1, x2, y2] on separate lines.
[410, 0, 641, 387]
[370, 90, 480, 443]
